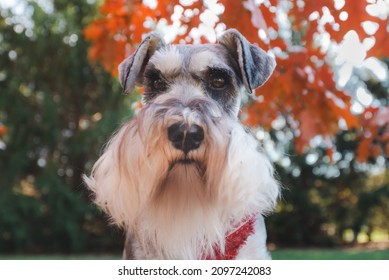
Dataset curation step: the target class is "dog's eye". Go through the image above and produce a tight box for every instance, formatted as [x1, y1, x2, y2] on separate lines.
[144, 68, 168, 92]
[208, 68, 229, 89]
[210, 76, 226, 89]
[153, 78, 167, 91]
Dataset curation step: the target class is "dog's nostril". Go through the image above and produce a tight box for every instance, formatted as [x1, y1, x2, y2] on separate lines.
[187, 124, 204, 143]
[167, 123, 204, 153]
[168, 123, 186, 143]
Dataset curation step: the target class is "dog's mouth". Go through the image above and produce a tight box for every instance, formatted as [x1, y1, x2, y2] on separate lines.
[169, 156, 206, 174]
[176, 158, 197, 165]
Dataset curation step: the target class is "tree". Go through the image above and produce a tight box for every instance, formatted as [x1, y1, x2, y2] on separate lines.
[0, 0, 126, 253]
[84, 0, 389, 161]
[1, 0, 387, 254]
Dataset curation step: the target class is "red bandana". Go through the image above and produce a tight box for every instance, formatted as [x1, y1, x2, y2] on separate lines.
[203, 216, 256, 260]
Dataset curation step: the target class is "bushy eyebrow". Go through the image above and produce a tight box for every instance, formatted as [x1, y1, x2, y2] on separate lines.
[148, 46, 184, 78]
[144, 67, 163, 80]
[145, 64, 181, 81]
[206, 66, 234, 78]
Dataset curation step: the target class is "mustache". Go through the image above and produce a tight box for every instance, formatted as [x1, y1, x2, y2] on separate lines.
[168, 156, 206, 176]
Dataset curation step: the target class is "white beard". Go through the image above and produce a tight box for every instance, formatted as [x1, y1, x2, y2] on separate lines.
[84, 93, 280, 259]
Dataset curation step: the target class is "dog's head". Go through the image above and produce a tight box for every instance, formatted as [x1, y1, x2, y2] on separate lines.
[118, 29, 276, 163]
[119, 29, 276, 117]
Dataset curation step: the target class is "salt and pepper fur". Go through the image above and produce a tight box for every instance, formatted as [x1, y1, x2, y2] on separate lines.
[84, 29, 279, 259]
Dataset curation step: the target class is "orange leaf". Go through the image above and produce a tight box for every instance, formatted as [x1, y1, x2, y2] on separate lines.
[356, 106, 389, 162]
[83, 21, 105, 41]
[296, 109, 322, 153]
[99, 0, 127, 14]
[333, 0, 383, 43]
[0, 124, 7, 136]
[218, 0, 264, 44]
[356, 136, 372, 162]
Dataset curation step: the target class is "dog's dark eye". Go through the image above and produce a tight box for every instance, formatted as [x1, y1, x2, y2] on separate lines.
[144, 68, 168, 93]
[208, 68, 230, 90]
[210, 76, 226, 89]
[153, 78, 167, 91]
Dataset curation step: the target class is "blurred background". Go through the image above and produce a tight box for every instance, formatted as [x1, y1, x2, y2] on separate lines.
[0, 0, 388, 259]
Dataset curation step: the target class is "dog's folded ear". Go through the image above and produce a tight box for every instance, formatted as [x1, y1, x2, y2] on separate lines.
[218, 29, 276, 94]
[119, 32, 165, 94]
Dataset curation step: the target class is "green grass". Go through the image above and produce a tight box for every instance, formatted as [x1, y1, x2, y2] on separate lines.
[271, 248, 389, 260]
[0, 254, 120, 260]
[1, 248, 389, 260]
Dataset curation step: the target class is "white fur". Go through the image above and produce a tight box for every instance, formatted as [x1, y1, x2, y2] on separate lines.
[149, 46, 183, 75]
[189, 50, 229, 73]
[84, 88, 279, 259]
[236, 215, 271, 259]
[84, 34, 279, 259]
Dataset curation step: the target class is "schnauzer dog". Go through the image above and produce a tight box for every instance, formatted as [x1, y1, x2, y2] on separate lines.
[84, 29, 280, 260]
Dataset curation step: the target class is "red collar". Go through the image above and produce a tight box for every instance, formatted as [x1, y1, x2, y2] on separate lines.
[203, 216, 256, 260]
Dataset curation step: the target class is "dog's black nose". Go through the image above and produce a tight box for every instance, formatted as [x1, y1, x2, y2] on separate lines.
[168, 123, 204, 153]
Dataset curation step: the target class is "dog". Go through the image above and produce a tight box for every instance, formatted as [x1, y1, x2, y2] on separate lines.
[84, 29, 280, 259]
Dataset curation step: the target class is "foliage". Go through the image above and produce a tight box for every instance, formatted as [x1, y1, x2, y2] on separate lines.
[268, 128, 389, 246]
[0, 0, 128, 253]
[0, 0, 388, 254]
[83, 0, 389, 161]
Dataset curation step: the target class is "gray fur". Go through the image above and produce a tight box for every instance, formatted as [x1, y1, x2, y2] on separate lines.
[119, 29, 276, 96]
[118, 32, 165, 93]
[218, 29, 276, 93]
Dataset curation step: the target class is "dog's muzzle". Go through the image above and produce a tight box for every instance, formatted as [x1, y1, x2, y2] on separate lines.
[168, 122, 204, 154]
